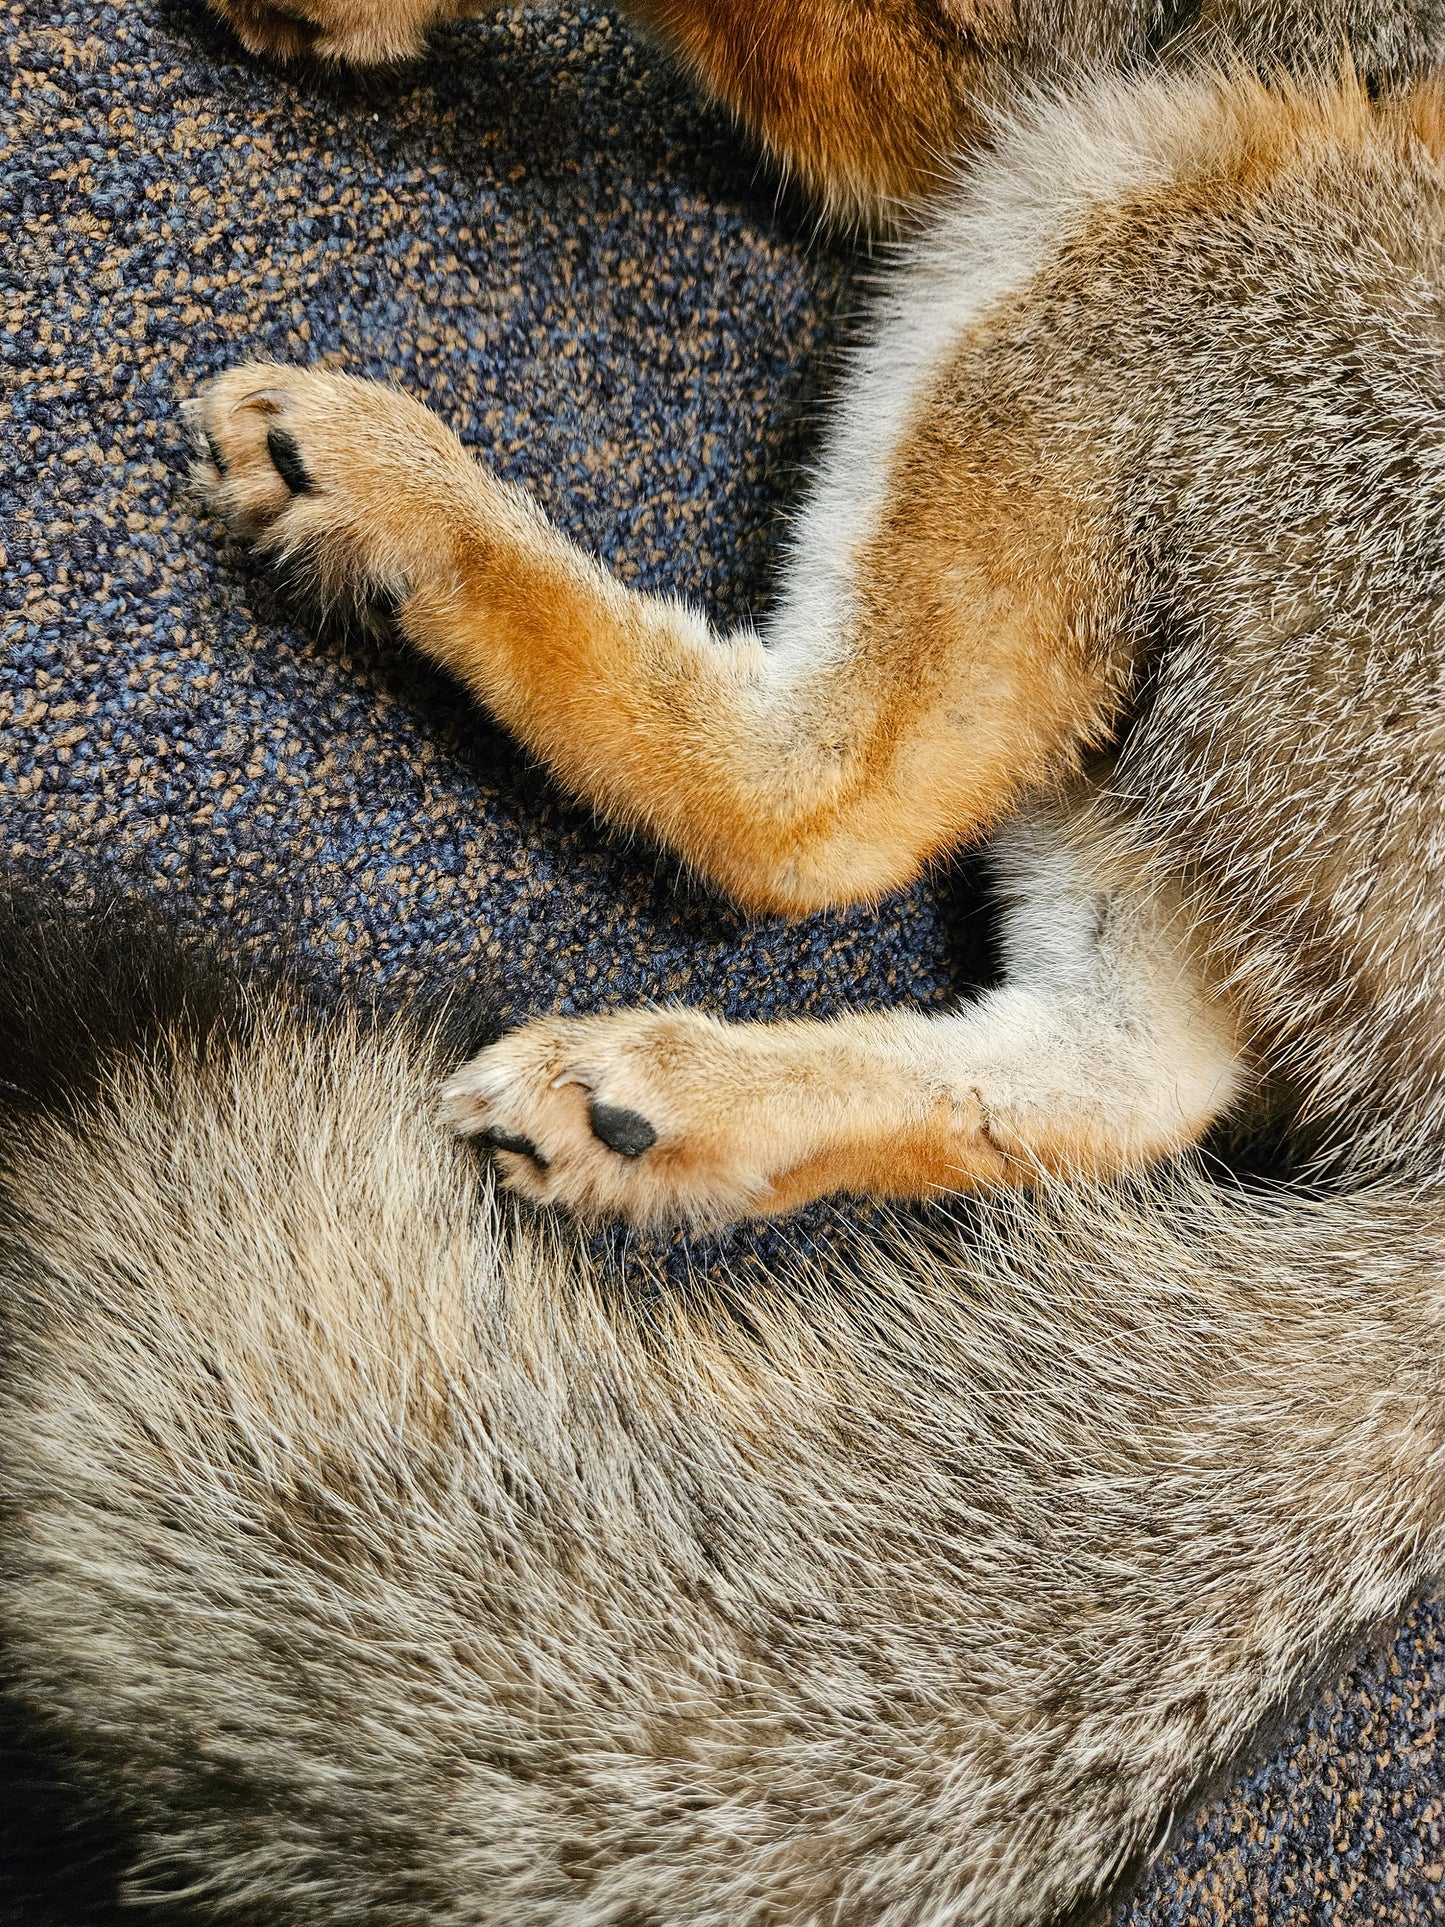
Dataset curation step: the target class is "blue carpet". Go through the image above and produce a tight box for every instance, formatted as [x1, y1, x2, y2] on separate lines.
[2, 1, 1442, 1916]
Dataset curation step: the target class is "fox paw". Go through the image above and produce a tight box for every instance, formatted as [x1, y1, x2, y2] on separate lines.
[207, 0, 465, 66]
[186, 360, 489, 621]
[444, 1010, 777, 1228]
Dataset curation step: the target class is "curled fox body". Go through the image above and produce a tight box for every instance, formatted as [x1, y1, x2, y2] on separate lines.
[6, 0, 1445, 1921]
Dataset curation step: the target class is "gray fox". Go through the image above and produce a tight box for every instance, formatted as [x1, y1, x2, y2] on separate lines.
[5, 0, 1445, 1921]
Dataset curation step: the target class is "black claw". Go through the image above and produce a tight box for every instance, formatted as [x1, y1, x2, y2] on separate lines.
[266, 425, 316, 495]
[480, 1126, 550, 1171]
[588, 1100, 658, 1159]
[204, 428, 228, 476]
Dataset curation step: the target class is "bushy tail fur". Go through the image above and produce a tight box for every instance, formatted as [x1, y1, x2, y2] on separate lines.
[0, 894, 1442, 1927]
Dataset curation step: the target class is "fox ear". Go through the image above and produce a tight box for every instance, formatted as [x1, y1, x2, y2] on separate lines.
[0, 883, 254, 1128]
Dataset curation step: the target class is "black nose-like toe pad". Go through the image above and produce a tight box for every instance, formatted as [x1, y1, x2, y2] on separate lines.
[588, 1100, 658, 1159]
[266, 425, 316, 495]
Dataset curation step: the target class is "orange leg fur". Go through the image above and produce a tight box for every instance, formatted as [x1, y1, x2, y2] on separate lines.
[190, 362, 1117, 918]
[619, 0, 1010, 225]
[196, 0, 1007, 226]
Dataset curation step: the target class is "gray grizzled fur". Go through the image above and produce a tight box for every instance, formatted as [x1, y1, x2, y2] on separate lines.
[1019, 0, 1445, 84]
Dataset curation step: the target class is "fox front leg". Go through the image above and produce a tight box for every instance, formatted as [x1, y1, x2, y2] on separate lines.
[192, 360, 1120, 918]
[445, 806, 1245, 1227]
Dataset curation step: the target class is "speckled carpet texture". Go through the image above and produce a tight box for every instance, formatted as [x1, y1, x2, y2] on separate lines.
[3, 0, 1445, 1918]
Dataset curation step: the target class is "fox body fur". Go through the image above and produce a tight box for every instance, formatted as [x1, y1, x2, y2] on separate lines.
[7, 0, 1445, 1920]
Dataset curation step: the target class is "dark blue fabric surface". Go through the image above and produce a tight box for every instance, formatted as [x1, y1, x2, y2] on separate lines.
[2, 1, 1442, 1916]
